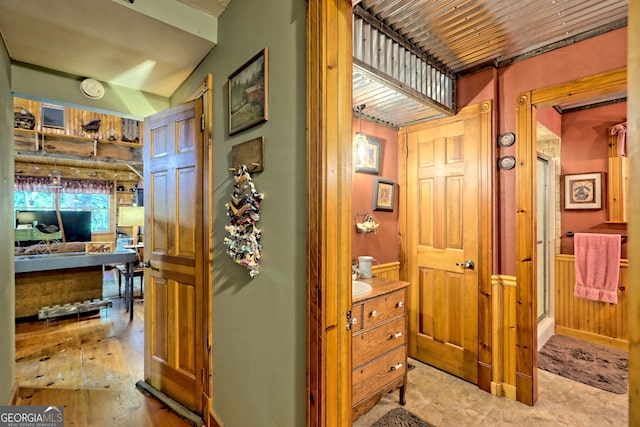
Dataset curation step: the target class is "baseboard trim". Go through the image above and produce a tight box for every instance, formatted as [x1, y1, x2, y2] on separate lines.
[555, 326, 629, 351]
[209, 409, 224, 427]
[490, 381, 517, 400]
[9, 381, 19, 405]
[135, 380, 204, 426]
[502, 383, 517, 400]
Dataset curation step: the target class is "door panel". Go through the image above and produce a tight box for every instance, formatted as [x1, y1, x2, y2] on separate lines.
[406, 108, 483, 384]
[144, 99, 205, 414]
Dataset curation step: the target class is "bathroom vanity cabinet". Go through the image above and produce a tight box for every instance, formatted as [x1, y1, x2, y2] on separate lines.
[351, 277, 410, 420]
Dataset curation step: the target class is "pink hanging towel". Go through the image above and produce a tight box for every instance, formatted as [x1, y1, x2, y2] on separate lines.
[573, 233, 621, 304]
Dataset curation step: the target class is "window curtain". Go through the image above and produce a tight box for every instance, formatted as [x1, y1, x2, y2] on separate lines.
[14, 176, 113, 194]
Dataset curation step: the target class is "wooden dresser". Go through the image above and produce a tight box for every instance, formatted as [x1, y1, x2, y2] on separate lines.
[351, 277, 410, 420]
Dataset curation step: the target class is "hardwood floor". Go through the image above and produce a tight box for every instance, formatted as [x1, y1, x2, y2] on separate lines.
[15, 296, 192, 427]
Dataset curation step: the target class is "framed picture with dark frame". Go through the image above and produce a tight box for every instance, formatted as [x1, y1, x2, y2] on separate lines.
[228, 48, 268, 136]
[372, 177, 395, 212]
[564, 172, 602, 210]
[354, 134, 381, 174]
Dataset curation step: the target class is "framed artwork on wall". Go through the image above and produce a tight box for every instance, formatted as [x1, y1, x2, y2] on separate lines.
[354, 134, 381, 174]
[372, 177, 395, 212]
[564, 172, 602, 209]
[228, 48, 268, 136]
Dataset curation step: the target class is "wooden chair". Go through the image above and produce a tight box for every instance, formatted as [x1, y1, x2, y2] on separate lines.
[116, 246, 144, 298]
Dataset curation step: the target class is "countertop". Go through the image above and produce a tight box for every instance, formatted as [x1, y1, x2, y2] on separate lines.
[15, 249, 138, 273]
[353, 276, 410, 303]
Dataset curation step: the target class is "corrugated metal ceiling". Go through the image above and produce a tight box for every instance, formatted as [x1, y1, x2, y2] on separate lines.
[354, 0, 628, 127]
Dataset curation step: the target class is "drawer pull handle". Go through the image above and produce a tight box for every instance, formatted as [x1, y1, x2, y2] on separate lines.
[370, 310, 377, 317]
[390, 332, 403, 339]
[396, 301, 403, 308]
[390, 362, 403, 371]
[351, 317, 358, 325]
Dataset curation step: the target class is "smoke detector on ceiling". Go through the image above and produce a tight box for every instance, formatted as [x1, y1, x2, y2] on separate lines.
[80, 78, 105, 99]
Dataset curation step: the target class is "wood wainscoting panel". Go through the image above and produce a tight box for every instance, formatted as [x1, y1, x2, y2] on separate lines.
[555, 254, 628, 350]
[491, 275, 517, 400]
[372, 262, 400, 280]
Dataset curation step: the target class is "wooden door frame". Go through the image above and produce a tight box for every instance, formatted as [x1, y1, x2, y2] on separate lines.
[398, 101, 494, 394]
[306, 0, 354, 425]
[514, 67, 627, 406]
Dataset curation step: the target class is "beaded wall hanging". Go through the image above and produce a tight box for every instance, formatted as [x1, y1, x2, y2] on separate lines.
[224, 164, 264, 277]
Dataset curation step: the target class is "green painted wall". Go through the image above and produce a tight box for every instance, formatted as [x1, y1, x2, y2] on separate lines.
[172, 0, 306, 425]
[0, 35, 15, 404]
[11, 63, 169, 118]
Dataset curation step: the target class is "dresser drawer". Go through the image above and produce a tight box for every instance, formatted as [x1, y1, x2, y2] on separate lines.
[352, 346, 406, 404]
[361, 289, 405, 329]
[352, 317, 405, 368]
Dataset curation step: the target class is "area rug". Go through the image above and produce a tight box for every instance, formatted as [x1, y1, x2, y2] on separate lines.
[538, 334, 628, 394]
[371, 408, 434, 427]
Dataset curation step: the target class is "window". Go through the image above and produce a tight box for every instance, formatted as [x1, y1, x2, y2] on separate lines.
[14, 191, 110, 233]
[14, 178, 113, 233]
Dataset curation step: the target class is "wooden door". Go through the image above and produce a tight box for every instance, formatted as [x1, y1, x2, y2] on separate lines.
[404, 104, 487, 383]
[144, 99, 205, 413]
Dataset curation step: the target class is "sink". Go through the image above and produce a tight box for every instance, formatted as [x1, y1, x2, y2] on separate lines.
[352, 280, 372, 297]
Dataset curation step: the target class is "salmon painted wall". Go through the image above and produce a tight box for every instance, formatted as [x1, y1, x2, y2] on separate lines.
[560, 102, 628, 257]
[457, 27, 627, 275]
[538, 106, 562, 137]
[352, 118, 399, 265]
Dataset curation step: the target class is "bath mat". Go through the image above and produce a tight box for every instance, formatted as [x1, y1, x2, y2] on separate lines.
[538, 334, 628, 394]
[371, 408, 434, 427]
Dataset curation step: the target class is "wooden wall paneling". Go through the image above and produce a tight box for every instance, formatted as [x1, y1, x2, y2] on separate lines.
[306, 1, 354, 426]
[490, 275, 517, 400]
[371, 261, 400, 280]
[14, 97, 143, 146]
[555, 254, 629, 349]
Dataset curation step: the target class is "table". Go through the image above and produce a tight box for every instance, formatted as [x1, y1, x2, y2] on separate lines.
[15, 250, 139, 320]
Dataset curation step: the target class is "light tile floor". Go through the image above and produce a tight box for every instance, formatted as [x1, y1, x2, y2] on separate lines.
[354, 358, 628, 426]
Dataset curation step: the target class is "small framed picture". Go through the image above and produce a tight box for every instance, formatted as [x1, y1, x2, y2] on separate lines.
[373, 177, 395, 212]
[564, 172, 602, 210]
[354, 134, 381, 174]
[228, 48, 268, 136]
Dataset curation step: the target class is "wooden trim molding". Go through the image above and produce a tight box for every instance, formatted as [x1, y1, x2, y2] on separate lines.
[372, 261, 400, 280]
[306, 1, 354, 426]
[9, 381, 19, 405]
[515, 66, 627, 407]
[477, 101, 494, 394]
